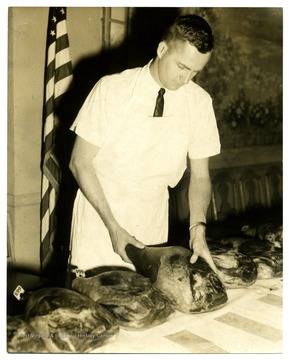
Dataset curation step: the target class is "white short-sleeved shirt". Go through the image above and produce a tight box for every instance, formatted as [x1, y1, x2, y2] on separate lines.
[68, 60, 220, 271]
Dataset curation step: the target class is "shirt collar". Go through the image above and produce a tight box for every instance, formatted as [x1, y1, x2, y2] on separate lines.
[143, 59, 163, 92]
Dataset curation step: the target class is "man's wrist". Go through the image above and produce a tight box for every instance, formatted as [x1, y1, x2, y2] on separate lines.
[189, 222, 206, 232]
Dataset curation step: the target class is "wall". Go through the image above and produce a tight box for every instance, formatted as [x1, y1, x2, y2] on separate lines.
[8, 7, 103, 272]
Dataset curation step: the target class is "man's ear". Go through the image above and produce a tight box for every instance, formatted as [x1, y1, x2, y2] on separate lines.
[157, 41, 168, 59]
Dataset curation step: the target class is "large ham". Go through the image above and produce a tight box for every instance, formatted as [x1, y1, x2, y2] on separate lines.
[72, 270, 175, 330]
[209, 245, 258, 287]
[219, 237, 283, 279]
[241, 222, 283, 248]
[7, 315, 49, 353]
[24, 287, 119, 353]
[125, 244, 228, 314]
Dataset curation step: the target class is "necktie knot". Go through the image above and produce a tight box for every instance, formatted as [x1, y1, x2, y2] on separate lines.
[153, 88, 166, 117]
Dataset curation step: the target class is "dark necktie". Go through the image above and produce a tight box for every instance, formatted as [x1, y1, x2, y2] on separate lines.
[153, 88, 165, 117]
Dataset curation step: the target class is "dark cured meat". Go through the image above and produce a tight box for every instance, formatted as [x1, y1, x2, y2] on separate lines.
[7, 315, 49, 353]
[72, 270, 175, 330]
[241, 223, 283, 248]
[257, 223, 282, 247]
[219, 237, 283, 279]
[208, 245, 258, 287]
[125, 244, 228, 314]
[24, 287, 119, 353]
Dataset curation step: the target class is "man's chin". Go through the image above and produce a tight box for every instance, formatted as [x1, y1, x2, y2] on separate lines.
[167, 83, 182, 91]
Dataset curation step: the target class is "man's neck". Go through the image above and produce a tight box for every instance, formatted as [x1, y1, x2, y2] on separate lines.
[149, 58, 163, 88]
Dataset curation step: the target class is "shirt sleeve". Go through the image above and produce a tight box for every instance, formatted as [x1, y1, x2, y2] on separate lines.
[70, 76, 112, 147]
[188, 94, 221, 159]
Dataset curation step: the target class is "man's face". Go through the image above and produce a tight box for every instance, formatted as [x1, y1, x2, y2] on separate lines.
[156, 40, 212, 90]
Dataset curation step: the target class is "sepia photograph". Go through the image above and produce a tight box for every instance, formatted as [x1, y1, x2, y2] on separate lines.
[6, 3, 284, 355]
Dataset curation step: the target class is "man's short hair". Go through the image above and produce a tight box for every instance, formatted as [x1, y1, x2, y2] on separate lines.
[162, 14, 214, 54]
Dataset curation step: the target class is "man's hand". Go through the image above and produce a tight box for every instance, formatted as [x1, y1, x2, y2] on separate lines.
[189, 225, 220, 275]
[109, 226, 145, 264]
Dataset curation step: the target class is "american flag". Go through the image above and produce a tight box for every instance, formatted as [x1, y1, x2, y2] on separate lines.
[40, 7, 73, 268]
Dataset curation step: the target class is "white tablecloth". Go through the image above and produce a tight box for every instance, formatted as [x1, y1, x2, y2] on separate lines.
[91, 278, 283, 354]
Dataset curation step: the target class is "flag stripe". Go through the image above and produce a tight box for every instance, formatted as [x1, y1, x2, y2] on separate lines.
[45, 92, 54, 119]
[43, 155, 62, 190]
[46, 40, 71, 85]
[56, 20, 68, 39]
[40, 7, 73, 267]
[43, 129, 57, 156]
[46, 36, 69, 71]
[43, 113, 54, 136]
[56, 34, 70, 53]
[55, 63, 73, 86]
[41, 188, 50, 220]
[40, 234, 51, 261]
[55, 74, 73, 98]
[46, 70, 73, 105]
[45, 60, 55, 85]
[47, 42, 56, 67]
[44, 80, 73, 125]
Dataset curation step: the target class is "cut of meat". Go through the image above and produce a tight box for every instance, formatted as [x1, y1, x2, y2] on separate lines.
[219, 237, 283, 279]
[125, 244, 228, 314]
[208, 245, 258, 287]
[7, 315, 49, 353]
[241, 222, 283, 248]
[72, 270, 175, 330]
[24, 287, 119, 353]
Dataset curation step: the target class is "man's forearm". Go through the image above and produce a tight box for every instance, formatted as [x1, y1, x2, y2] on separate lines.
[70, 162, 119, 233]
[69, 136, 120, 235]
[188, 174, 212, 226]
[187, 160, 218, 272]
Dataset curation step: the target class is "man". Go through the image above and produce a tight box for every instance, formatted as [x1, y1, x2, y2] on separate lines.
[67, 14, 221, 278]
